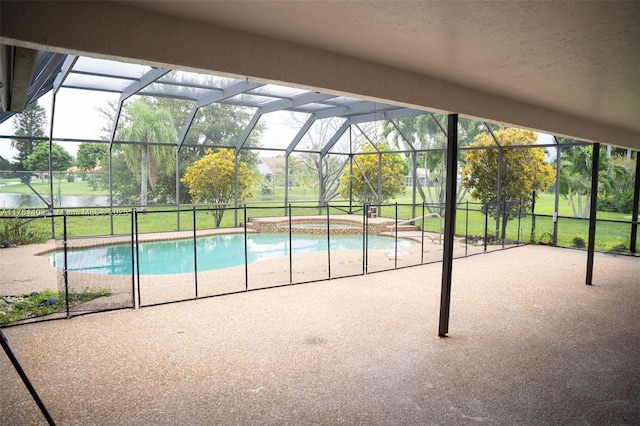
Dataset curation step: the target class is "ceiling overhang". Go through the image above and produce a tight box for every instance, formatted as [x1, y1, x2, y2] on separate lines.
[1, 0, 638, 150]
[0, 45, 38, 113]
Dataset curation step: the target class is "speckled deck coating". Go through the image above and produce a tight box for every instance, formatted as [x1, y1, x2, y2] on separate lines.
[1, 246, 639, 425]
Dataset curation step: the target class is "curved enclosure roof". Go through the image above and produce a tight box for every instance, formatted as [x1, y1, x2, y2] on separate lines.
[1, 52, 434, 154]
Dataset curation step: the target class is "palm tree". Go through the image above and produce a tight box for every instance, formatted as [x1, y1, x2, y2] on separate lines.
[117, 98, 177, 210]
[558, 144, 621, 218]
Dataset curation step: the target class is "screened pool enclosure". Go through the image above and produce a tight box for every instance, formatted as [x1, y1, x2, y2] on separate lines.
[1, 50, 639, 326]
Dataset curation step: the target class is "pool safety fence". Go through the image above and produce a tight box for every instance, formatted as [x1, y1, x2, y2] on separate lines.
[2, 201, 637, 326]
[51, 211, 136, 321]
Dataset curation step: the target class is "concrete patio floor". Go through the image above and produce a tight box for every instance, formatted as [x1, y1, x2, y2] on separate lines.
[1, 245, 639, 425]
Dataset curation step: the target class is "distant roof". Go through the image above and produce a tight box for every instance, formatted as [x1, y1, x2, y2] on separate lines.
[259, 157, 285, 175]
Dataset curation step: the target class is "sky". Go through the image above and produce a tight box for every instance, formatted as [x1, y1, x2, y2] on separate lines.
[0, 90, 299, 162]
[0, 89, 558, 164]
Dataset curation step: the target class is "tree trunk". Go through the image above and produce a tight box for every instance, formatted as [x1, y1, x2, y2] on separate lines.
[213, 208, 224, 228]
[568, 195, 577, 217]
[577, 189, 583, 218]
[140, 144, 149, 211]
[584, 194, 591, 218]
[500, 213, 510, 240]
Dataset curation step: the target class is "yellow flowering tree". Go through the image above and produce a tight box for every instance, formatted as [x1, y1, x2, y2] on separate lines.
[462, 128, 555, 238]
[181, 149, 254, 227]
[339, 143, 406, 205]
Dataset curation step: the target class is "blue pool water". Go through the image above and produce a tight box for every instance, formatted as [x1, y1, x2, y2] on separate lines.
[46, 233, 417, 275]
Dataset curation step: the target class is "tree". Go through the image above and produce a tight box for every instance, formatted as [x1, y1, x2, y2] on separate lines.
[11, 101, 47, 171]
[598, 154, 636, 214]
[558, 144, 629, 217]
[154, 99, 264, 204]
[382, 114, 486, 213]
[180, 103, 264, 169]
[97, 96, 263, 205]
[338, 143, 406, 205]
[285, 155, 312, 193]
[181, 149, 254, 227]
[24, 142, 73, 171]
[76, 142, 109, 192]
[76, 142, 108, 171]
[462, 128, 555, 239]
[104, 150, 139, 205]
[0, 156, 12, 172]
[116, 98, 177, 209]
[288, 115, 373, 204]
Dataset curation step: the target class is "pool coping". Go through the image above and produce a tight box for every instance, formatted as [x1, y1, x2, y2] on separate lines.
[34, 227, 255, 255]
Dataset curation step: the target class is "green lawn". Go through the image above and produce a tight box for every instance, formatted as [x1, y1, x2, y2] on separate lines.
[1, 183, 637, 254]
[0, 179, 311, 199]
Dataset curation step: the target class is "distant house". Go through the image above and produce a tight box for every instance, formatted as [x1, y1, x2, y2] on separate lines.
[405, 168, 427, 186]
[66, 160, 103, 174]
[257, 157, 304, 186]
[257, 157, 286, 181]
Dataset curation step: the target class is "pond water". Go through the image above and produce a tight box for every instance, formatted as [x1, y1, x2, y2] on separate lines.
[45, 233, 417, 275]
[0, 193, 109, 208]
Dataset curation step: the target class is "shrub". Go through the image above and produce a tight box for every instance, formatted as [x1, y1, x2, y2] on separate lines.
[261, 182, 273, 195]
[597, 194, 617, 213]
[572, 233, 586, 248]
[0, 287, 112, 325]
[597, 188, 636, 214]
[0, 217, 48, 245]
[538, 232, 553, 245]
[607, 243, 627, 254]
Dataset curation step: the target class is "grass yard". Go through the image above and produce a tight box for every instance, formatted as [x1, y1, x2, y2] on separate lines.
[1, 181, 637, 254]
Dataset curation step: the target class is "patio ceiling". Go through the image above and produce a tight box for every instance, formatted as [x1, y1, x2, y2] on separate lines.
[0, 1, 638, 149]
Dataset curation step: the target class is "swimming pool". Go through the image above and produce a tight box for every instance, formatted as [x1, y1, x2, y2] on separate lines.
[46, 233, 417, 275]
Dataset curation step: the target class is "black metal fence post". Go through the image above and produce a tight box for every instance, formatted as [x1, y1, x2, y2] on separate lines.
[134, 209, 141, 308]
[630, 153, 640, 253]
[394, 202, 398, 269]
[193, 206, 198, 299]
[465, 201, 469, 257]
[63, 211, 69, 319]
[130, 209, 136, 309]
[244, 205, 249, 291]
[362, 203, 367, 275]
[421, 202, 425, 264]
[501, 200, 506, 249]
[326, 204, 331, 279]
[1, 330, 56, 425]
[288, 204, 293, 284]
[484, 201, 488, 252]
